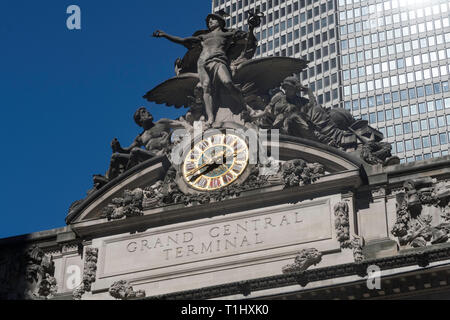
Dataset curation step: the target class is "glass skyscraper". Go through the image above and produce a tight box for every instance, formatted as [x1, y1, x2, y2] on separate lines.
[211, 0, 450, 163]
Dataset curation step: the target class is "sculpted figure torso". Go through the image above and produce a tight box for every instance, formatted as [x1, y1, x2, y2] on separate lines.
[93, 108, 177, 188]
[197, 29, 236, 65]
[153, 14, 247, 124]
[137, 121, 170, 153]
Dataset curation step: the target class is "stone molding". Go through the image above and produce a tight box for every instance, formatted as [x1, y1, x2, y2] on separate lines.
[282, 248, 322, 274]
[143, 243, 450, 300]
[109, 280, 146, 300]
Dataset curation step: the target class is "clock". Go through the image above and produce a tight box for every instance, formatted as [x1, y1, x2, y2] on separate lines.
[182, 132, 249, 191]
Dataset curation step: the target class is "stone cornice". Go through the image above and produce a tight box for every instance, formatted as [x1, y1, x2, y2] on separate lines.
[143, 243, 450, 300]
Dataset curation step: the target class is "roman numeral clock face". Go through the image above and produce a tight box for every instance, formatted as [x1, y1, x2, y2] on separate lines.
[183, 133, 249, 191]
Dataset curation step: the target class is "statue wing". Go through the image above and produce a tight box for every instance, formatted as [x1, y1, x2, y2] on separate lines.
[143, 73, 199, 108]
[233, 57, 309, 93]
[178, 46, 202, 74]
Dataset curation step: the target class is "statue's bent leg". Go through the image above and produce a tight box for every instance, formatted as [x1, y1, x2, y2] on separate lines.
[106, 153, 131, 180]
[126, 148, 156, 170]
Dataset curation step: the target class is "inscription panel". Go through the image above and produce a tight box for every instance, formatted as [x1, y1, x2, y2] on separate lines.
[99, 199, 335, 278]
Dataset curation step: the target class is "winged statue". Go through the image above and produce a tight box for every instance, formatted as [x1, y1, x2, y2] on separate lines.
[144, 57, 308, 109]
[145, 9, 308, 124]
[66, 9, 399, 217]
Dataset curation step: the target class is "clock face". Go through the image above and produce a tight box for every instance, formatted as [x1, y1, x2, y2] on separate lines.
[182, 133, 249, 191]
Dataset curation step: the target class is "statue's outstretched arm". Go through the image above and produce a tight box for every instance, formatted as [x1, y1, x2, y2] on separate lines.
[157, 118, 190, 130]
[153, 30, 200, 47]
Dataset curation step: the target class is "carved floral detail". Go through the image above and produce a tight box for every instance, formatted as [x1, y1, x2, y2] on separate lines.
[351, 235, 365, 263]
[371, 187, 386, 198]
[109, 280, 146, 300]
[103, 159, 325, 220]
[73, 247, 98, 300]
[157, 165, 271, 208]
[391, 178, 450, 248]
[281, 160, 324, 187]
[103, 189, 144, 221]
[0, 245, 57, 300]
[334, 202, 351, 248]
[282, 248, 322, 274]
[333, 201, 365, 262]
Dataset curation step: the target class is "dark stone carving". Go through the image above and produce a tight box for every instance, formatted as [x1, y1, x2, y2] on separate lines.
[237, 281, 252, 297]
[102, 189, 144, 221]
[146, 10, 308, 124]
[109, 280, 146, 300]
[73, 247, 98, 300]
[152, 11, 257, 123]
[351, 235, 365, 263]
[255, 77, 358, 148]
[281, 159, 324, 187]
[25, 246, 57, 300]
[360, 141, 398, 166]
[68, 107, 182, 218]
[294, 273, 310, 287]
[391, 199, 410, 242]
[392, 178, 450, 248]
[160, 165, 270, 207]
[282, 248, 322, 274]
[68, 9, 400, 219]
[334, 201, 365, 262]
[0, 245, 57, 300]
[354, 262, 370, 278]
[247, 76, 397, 167]
[104, 165, 270, 220]
[103, 158, 325, 220]
[179, 84, 206, 126]
[334, 201, 351, 248]
[417, 252, 430, 268]
[95, 108, 175, 188]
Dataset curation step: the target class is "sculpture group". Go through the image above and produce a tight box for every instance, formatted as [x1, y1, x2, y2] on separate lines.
[80, 9, 398, 197]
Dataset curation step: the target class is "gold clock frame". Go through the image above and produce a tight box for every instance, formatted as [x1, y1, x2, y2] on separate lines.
[182, 132, 250, 192]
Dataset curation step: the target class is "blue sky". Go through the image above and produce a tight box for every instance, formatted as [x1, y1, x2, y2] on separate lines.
[0, 1, 212, 238]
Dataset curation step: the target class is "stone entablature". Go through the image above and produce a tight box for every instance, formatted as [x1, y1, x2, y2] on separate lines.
[2, 148, 450, 299]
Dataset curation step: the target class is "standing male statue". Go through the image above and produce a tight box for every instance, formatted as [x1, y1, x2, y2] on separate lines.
[153, 13, 248, 124]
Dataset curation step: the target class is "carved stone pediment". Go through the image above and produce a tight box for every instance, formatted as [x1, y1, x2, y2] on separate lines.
[67, 136, 365, 228]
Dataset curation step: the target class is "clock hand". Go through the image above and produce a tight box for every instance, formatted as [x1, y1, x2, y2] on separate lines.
[186, 155, 222, 177]
[186, 160, 212, 177]
[189, 161, 222, 182]
[186, 150, 228, 177]
[186, 150, 238, 178]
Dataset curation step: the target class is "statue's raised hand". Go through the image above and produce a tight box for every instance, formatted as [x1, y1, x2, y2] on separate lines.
[153, 30, 165, 38]
[247, 10, 264, 28]
[111, 138, 121, 153]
